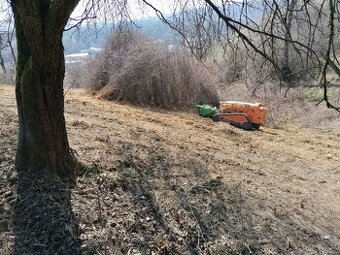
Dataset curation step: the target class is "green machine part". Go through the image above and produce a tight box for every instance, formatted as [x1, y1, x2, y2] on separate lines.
[194, 105, 218, 118]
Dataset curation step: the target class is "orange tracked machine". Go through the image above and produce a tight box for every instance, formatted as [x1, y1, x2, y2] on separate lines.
[212, 101, 268, 130]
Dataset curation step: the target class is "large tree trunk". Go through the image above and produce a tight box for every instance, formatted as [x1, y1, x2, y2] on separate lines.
[11, 0, 80, 176]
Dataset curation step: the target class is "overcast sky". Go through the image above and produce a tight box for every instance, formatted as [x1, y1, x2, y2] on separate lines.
[71, 0, 174, 21]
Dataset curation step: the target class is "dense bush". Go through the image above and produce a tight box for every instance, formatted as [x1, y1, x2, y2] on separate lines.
[84, 30, 219, 110]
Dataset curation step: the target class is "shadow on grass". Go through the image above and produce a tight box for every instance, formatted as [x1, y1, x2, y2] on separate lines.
[13, 169, 81, 255]
[119, 148, 261, 255]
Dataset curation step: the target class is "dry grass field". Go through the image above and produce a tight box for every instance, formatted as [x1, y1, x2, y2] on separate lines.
[1, 85, 340, 254]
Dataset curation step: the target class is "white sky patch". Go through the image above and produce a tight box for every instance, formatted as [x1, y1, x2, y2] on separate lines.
[71, 0, 174, 21]
[70, 0, 229, 22]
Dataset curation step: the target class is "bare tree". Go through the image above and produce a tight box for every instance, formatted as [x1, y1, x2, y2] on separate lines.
[0, 3, 13, 72]
[5, 12, 16, 64]
[142, 0, 340, 111]
[9, 0, 131, 176]
[0, 34, 6, 73]
[0, 2, 16, 84]
[280, 0, 298, 84]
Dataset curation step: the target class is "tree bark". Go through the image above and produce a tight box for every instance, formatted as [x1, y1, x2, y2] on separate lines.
[11, 0, 80, 176]
[0, 52, 6, 74]
[0, 35, 7, 74]
[282, 0, 298, 84]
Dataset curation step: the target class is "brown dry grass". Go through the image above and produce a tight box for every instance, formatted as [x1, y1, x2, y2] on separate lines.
[1, 85, 340, 254]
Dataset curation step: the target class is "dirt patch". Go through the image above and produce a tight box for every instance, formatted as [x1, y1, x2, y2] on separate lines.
[72, 144, 263, 254]
[0, 85, 340, 254]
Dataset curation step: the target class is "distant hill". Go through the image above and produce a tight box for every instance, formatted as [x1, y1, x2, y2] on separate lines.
[62, 1, 265, 54]
[63, 17, 177, 54]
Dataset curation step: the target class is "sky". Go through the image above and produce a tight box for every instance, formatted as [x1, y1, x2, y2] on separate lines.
[71, 0, 175, 21]
[71, 0, 246, 23]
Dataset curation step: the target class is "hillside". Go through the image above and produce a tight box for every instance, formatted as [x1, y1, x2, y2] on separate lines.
[1, 85, 340, 255]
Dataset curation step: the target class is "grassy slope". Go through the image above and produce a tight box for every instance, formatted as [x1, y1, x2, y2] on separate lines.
[1, 85, 340, 254]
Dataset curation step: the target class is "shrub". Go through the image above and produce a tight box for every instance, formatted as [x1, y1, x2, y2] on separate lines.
[84, 30, 219, 110]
